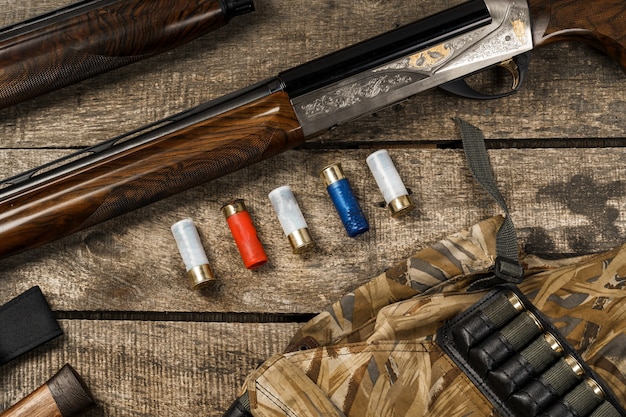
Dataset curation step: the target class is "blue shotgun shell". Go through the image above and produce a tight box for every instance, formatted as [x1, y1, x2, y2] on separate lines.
[320, 163, 369, 237]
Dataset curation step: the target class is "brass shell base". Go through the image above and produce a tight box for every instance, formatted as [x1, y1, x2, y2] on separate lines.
[388, 195, 415, 218]
[188, 264, 216, 290]
[288, 228, 315, 254]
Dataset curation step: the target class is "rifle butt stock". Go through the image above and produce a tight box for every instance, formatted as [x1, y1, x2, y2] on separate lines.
[528, 0, 626, 71]
[0, 87, 304, 257]
[0, 0, 254, 109]
[1, 364, 95, 417]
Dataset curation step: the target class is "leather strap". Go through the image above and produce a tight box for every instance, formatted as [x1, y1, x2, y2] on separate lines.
[0, 286, 63, 365]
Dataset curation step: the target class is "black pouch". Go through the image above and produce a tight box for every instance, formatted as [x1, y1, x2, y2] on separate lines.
[437, 285, 626, 417]
[0, 286, 63, 365]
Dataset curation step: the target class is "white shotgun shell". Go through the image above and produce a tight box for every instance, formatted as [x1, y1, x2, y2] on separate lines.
[268, 185, 315, 253]
[171, 218, 216, 289]
[366, 149, 415, 218]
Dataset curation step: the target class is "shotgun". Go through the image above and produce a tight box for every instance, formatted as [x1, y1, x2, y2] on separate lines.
[1, 364, 95, 417]
[0, 0, 624, 258]
[0, 0, 254, 109]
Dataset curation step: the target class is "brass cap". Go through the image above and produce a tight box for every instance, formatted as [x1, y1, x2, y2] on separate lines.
[319, 163, 345, 187]
[222, 199, 247, 218]
[388, 195, 415, 218]
[288, 228, 315, 254]
[506, 290, 526, 312]
[564, 355, 585, 377]
[526, 311, 544, 331]
[585, 378, 605, 398]
[544, 333, 564, 354]
[188, 264, 216, 290]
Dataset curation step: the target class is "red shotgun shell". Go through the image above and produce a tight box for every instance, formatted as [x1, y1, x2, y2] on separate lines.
[221, 199, 268, 269]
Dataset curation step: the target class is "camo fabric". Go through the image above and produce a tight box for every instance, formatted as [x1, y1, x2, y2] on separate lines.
[241, 216, 626, 417]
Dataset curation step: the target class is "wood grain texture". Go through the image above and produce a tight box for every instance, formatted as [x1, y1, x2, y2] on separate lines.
[0, 91, 304, 257]
[0, 0, 237, 108]
[0, 321, 301, 417]
[0, 0, 624, 147]
[0, 0, 624, 416]
[1, 364, 94, 417]
[0, 385, 62, 417]
[1, 147, 625, 314]
[47, 365, 94, 417]
[528, 0, 626, 70]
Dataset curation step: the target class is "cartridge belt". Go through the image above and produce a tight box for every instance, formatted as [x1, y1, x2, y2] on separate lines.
[437, 285, 625, 417]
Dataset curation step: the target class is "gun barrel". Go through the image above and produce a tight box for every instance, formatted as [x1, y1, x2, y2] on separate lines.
[0, 0, 254, 109]
[1, 364, 95, 417]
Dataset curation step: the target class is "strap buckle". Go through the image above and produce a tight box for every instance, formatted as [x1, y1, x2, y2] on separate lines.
[495, 257, 524, 284]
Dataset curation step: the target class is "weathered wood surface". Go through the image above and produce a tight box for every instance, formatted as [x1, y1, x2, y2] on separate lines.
[0, 0, 625, 415]
[2, 147, 626, 313]
[1, 320, 302, 416]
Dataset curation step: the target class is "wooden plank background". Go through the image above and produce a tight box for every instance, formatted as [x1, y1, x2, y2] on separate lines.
[0, 0, 625, 416]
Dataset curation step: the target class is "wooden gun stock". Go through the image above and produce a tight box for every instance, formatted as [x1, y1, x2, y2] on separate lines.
[528, 0, 626, 71]
[0, 0, 254, 109]
[1, 364, 95, 417]
[0, 89, 304, 257]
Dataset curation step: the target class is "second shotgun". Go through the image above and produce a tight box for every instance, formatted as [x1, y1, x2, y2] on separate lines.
[0, 0, 254, 109]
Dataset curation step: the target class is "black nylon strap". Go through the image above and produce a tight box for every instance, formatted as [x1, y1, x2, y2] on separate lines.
[455, 118, 523, 284]
[222, 394, 254, 417]
[0, 286, 63, 365]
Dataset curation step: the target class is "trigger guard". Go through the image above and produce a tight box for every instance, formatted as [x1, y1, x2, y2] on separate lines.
[439, 52, 531, 100]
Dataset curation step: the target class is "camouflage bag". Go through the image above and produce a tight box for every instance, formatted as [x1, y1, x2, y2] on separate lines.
[223, 122, 626, 417]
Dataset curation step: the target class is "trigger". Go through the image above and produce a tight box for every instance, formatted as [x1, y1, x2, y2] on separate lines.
[499, 56, 525, 90]
[439, 52, 530, 100]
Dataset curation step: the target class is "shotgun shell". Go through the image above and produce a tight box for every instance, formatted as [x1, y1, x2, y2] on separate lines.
[507, 355, 584, 417]
[366, 149, 415, 218]
[171, 218, 216, 289]
[222, 199, 268, 269]
[320, 163, 369, 237]
[452, 290, 525, 355]
[487, 332, 564, 399]
[543, 379, 605, 417]
[469, 310, 544, 376]
[268, 185, 315, 254]
[589, 401, 621, 417]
